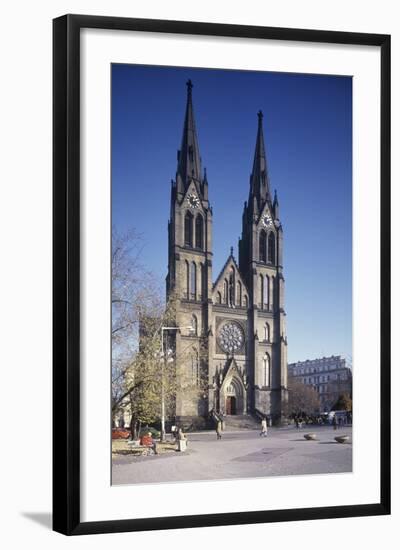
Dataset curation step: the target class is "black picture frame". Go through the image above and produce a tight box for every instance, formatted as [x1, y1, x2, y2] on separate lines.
[53, 14, 391, 536]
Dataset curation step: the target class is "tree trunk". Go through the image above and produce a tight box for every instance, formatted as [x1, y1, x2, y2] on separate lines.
[130, 413, 137, 440]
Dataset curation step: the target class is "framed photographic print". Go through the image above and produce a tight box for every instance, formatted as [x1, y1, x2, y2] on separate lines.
[53, 14, 390, 535]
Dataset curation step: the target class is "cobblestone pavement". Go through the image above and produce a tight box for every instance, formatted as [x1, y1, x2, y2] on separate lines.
[112, 425, 352, 485]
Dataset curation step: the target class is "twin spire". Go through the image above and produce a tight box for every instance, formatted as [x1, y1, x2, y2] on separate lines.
[177, 80, 202, 189]
[176, 80, 271, 208]
[249, 110, 271, 209]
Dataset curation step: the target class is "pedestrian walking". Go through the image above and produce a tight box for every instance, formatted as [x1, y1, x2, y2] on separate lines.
[298, 417, 303, 429]
[260, 417, 268, 437]
[332, 414, 338, 430]
[216, 420, 222, 440]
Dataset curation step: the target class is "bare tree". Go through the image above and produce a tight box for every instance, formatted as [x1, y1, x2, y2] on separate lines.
[111, 228, 207, 438]
[287, 376, 320, 416]
[111, 226, 163, 416]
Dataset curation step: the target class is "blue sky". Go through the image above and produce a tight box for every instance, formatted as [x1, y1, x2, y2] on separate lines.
[112, 64, 352, 363]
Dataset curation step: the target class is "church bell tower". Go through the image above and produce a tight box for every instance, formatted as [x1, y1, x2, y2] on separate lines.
[239, 111, 288, 422]
[166, 81, 213, 426]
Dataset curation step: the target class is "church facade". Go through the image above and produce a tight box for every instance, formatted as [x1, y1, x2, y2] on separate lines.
[166, 81, 288, 427]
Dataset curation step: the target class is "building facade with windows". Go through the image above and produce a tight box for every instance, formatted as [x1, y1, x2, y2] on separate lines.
[288, 355, 352, 412]
[166, 81, 288, 427]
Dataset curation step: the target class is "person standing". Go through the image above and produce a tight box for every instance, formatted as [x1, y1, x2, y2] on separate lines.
[216, 420, 222, 440]
[333, 414, 338, 430]
[260, 417, 268, 437]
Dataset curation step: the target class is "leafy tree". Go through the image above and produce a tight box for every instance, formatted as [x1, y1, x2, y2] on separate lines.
[112, 228, 207, 439]
[331, 393, 352, 411]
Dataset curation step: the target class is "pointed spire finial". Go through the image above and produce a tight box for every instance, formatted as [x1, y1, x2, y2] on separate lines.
[230, 246, 234, 256]
[177, 79, 201, 187]
[249, 109, 270, 210]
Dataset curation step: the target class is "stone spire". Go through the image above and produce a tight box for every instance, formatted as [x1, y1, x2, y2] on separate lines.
[273, 188, 280, 219]
[249, 110, 271, 211]
[176, 80, 202, 191]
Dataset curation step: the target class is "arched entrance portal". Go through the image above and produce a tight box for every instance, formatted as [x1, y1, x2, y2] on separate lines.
[226, 395, 236, 415]
[223, 376, 245, 415]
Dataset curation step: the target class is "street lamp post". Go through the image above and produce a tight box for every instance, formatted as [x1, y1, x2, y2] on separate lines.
[160, 325, 194, 441]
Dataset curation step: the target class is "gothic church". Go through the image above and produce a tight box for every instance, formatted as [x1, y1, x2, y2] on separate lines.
[166, 81, 288, 427]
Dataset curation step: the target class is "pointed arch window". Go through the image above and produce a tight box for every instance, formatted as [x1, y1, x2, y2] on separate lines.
[237, 281, 242, 307]
[264, 275, 269, 309]
[268, 232, 276, 264]
[244, 295, 248, 308]
[190, 262, 196, 300]
[223, 279, 229, 304]
[259, 230, 267, 262]
[229, 267, 235, 307]
[264, 322, 270, 342]
[195, 214, 203, 249]
[184, 211, 193, 247]
[271, 276, 275, 311]
[263, 353, 271, 387]
[185, 260, 190, 299]
[259, 274, 264, 308]
[191, 314, 198, 336]
[217, 291, 222, 304]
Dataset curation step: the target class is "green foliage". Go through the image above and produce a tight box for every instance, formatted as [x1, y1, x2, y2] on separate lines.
[139, 427, 160, 438]
[332, 393, 352, 411]
[112, 229, 209, 436]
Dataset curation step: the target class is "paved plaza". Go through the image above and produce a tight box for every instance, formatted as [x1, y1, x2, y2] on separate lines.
[112, 425, 352, 485]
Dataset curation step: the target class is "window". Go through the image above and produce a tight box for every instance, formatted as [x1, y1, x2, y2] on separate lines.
[259, 230, 266, 262]
[190, 262, 196, 299]
[259, 274, 264, 307]
[185, 260, 190, 299]
[244, 295, 248, 308]
[217, 291, 222, 304]
[268, 232, 275, 263]
[223, 279, 228, 304]
[264, 275, 269, 308]
[195, 214, 203, 249]
[237, 281, 242, 306]
[191, 314, 198, 336]
[271, 276, 275, 310]
[229, 267, 235, 306]
[184, 211, 193, 247]
[263, 354, 270, 387]
[264, 322, 270, 342]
